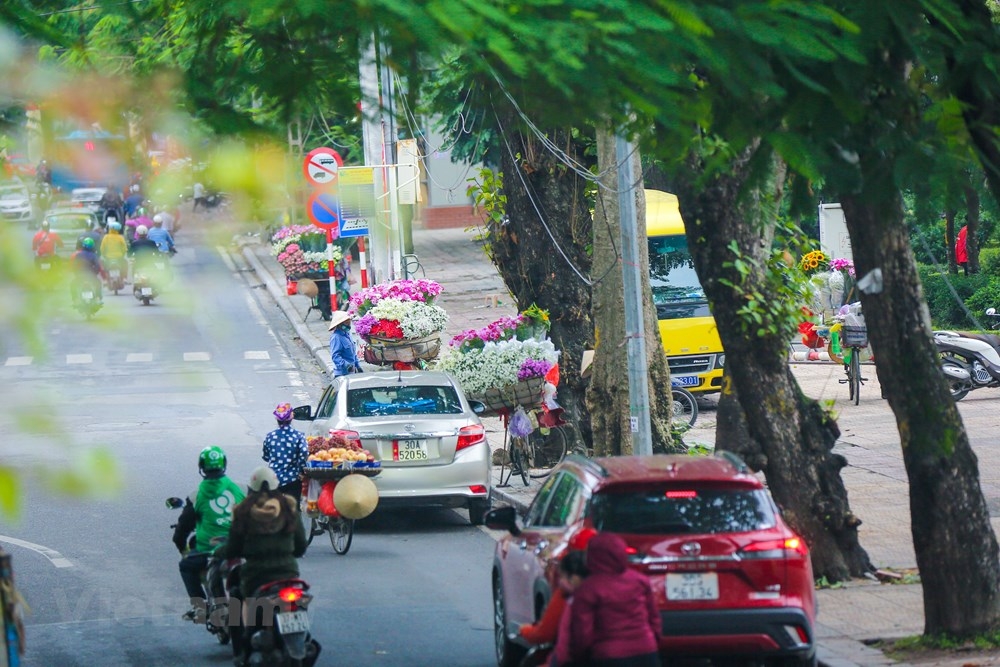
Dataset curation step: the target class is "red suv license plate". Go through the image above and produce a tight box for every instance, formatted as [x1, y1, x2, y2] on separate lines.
[666, 572, 719, 601]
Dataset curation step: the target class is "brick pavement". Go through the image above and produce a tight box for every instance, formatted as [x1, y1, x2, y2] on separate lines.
[237, 224, 1000, 667]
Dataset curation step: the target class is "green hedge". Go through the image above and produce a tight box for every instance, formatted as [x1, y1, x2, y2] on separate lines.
[918, 266, 991, 328]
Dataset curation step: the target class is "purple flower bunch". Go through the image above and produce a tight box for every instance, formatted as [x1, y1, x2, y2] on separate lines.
[349, 279, 444, 316]
[354, 313, 378, 339]
[517, 358, 553, 381]
[829, 257, 855, 277]
[450, 315, 526, 352]
[271, 225, 318, 242]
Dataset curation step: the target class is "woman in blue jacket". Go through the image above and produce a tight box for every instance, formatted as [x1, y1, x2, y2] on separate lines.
[328, 311, 361, 377]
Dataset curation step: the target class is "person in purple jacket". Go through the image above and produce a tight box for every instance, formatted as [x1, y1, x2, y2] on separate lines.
[569, 532, 662, 667]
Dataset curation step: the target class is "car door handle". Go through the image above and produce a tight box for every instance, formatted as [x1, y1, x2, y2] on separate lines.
[533, 540, 549, 555]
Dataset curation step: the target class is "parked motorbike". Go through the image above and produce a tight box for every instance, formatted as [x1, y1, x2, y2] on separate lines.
[71, 275, 103, 319]
[934, 330, 1000, 400]
[166, 497, 240, 647]
[243, 578, 321, 667]
[104, 257, 126, 295]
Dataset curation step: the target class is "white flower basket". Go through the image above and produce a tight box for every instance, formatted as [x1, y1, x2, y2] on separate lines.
[469, 376, 546, 414]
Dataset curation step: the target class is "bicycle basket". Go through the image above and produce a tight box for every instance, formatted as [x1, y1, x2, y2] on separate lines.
[841, 325, 868, 347]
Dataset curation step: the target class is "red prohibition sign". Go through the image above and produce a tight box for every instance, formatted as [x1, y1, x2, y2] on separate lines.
[303, 147, 344, 187]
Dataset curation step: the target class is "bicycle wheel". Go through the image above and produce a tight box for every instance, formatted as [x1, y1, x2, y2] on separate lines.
[328, 517, 354, 555]
[528, 427, 568, 478]
[670, 388, 699, 428]
[509, 439, 530, 487]
[305, 516, 323, 547]
[849, 350, 861, 405]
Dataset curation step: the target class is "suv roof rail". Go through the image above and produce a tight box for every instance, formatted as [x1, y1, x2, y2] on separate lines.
[565, 453, 608, 477]
[714, 450, 749, 474]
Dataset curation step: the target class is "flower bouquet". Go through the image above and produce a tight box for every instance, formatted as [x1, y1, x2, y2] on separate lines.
[271, 225, 343, 279]
[349, 279, 449, 364]
[437, 309, 560, 413]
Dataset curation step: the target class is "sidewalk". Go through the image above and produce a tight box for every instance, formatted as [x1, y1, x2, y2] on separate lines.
[236, 225, 1000, 667]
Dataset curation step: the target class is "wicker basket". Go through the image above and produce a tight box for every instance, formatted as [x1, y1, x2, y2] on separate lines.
[367, 333, 441, 364]
[841, 325, 868, 348]
[470, 376, 546, 414]
[303, 465, 382, 480]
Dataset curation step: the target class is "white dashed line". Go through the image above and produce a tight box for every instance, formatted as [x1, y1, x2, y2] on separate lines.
[244, 351, 270, 360]
[0, 535, 74, 568]
[126, 353, 153, 363]
[5, 357, 32, 366]
[66, 354, 93, 365]
[183, 352, 211, 362]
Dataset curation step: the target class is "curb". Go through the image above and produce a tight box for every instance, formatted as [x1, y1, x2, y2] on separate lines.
[240, 245, 335, 377]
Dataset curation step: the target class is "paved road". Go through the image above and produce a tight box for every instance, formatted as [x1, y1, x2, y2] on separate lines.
[1, 225, 497, 666]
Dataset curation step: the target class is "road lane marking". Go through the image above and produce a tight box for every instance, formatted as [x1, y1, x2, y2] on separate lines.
[244, 351, 270, 360]
[183, 352, 211, 362]
[5, 357, 32, 366]
[66, 354, 92, 365]
[125, 353, 153, 363]
[0, 535, 74, 568]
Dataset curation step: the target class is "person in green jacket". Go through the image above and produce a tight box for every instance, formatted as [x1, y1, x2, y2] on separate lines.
[217, 465, 307, 664]
[172, 446, 245, 621]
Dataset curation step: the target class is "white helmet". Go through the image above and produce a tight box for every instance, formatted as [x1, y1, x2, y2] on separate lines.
[248, 466, 279, 493]
[136, 224, 149, 236]
[153, 214, 163, 224]
[131, 184, 139, 193]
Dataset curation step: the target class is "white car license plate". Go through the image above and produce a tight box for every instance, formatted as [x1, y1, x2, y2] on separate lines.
[395, 439, 428, 461]
[141, 287, 153, 296]
[672, 375, 699, 387]
[666, 572, 719, 601]
[276, 610, 310, 634]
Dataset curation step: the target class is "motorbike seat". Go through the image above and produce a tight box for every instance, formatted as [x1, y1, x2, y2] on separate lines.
[959, 332, 1000, 351]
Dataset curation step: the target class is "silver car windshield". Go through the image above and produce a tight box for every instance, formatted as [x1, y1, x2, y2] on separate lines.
[347, 385, 464, 417]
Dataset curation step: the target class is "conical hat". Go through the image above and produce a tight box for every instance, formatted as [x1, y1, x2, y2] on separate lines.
[297, 278, 319, 298]
[333, 473, 379, 520]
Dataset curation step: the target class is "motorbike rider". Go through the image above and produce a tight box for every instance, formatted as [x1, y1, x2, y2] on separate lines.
[262, 403, 309, 503]
[78, 220, 104, 251]
[213, 466, 307, 665]
[100, 220, 129, 287]
[32, 219, 63, 262]
[124, 184, 144, 218]
[99, 185, 124, 226]
[148, 214, 176, 254]
[70, 237, 106, 302]
[172, 446, 246, 622]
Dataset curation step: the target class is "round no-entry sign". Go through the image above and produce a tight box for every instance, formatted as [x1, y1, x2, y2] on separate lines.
[307, 190, 342, 232]
[303, 147, 344, 187]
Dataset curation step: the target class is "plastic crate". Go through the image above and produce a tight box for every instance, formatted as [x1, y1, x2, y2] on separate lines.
[841, 325, 868, 348]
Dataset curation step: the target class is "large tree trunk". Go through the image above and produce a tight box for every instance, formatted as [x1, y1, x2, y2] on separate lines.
[490, 112, 594, 449]
[841, 188, 1000, 635]
[586, 125, 676, 455]
[673, 146, 872, 581]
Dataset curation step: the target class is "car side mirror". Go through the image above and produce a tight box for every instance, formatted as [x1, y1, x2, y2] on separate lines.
[165, 497, 184, 509]
[484, 506, 521, 535]
[292, 405, 314, 421]
[469, 400, 487, 415]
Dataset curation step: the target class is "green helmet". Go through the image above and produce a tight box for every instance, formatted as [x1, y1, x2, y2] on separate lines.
[198, 446, 227, 478]
[81, 237, 95, 251]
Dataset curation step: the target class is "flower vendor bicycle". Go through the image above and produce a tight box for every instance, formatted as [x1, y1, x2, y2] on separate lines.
[500, 408, 577, 486]
[821, 320, 872, 406]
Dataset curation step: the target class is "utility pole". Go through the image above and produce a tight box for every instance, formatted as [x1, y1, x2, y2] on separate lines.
[615, 133, 653, 456]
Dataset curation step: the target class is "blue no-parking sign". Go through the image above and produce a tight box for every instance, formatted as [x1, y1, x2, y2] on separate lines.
[307, 190, 342, 231]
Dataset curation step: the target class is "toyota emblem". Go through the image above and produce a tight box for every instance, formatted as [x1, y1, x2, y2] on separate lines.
[404, 423, 416, 432]
[680, 542, 702, 556]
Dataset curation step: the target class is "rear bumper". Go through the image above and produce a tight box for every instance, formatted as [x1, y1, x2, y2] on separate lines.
[659, 607, 814, 658]
[372, 444, 490, 509]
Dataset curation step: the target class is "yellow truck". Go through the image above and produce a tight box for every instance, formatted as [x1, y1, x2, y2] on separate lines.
[645, 189, 725, 395]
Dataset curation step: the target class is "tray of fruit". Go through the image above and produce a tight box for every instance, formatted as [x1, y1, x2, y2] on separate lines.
[304, 433, 381, 479]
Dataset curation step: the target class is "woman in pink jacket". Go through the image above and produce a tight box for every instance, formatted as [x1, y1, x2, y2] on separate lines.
[568, 532, 661, 666]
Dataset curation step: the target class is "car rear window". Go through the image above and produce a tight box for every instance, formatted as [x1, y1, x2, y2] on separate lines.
[347, 385, 464, 417]
[48, 214, 92, 230]
[591, 487, 777, 535]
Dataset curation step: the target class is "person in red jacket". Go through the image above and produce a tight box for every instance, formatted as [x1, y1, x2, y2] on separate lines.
[519, 550, 589, 666]
[569, 533, 662, 667]
[956, 225, 969, 275]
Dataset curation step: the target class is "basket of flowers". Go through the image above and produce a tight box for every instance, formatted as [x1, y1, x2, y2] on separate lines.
[350, 279, 449, 364]
[435, 305, 559, 415]
[271, 225, 343, 280]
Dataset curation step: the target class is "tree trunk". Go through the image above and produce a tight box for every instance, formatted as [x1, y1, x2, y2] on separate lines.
[586, 125, 676, 455]
[945, 209, 957, 274]
[964, 178, 981, 274]
[841, 188, 1000, 635]
[490, 112, 594, 450]
[672, 146, 872, 581]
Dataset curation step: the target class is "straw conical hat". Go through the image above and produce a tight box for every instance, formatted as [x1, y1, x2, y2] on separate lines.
[333, 473, 379, 520]
[297, 278, 319, 298]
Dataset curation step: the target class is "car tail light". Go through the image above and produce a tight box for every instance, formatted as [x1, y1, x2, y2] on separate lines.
[783, 624, 810, 645]
[456, 424, 486, 451]
[469, 485, 487, 494]
[740, 537, 809, 559]
[665, 490, 698, 499]
[569, 527, 598, 551]
[330, 429, 361, 448]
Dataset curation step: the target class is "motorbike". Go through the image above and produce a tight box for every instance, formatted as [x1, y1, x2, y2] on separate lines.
[104, 257, 126, 295]
[243, 578, 321, 667]
[132, 253, 170, 305]
[985, 308, 1000, 331]
[934, 330, 1000, 400]
[71, 275, 103, 319]
[166, 497, 241, 647]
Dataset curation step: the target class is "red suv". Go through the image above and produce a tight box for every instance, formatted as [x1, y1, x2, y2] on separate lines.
[485, 453, 816, 667]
